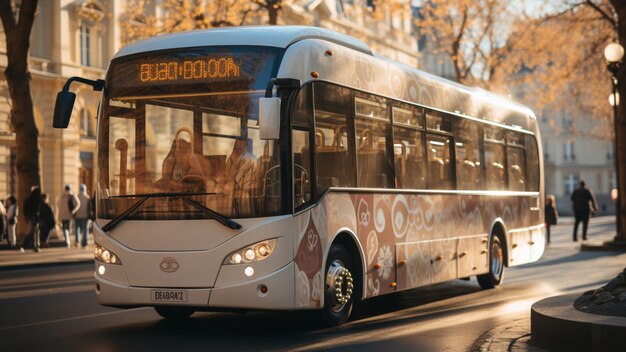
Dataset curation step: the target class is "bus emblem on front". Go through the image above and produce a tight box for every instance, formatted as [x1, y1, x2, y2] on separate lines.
[160, 257, 179, 273]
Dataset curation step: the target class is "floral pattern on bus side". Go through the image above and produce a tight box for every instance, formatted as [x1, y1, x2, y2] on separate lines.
[294, 217, 322, 306]
[293, 191, 541, 308]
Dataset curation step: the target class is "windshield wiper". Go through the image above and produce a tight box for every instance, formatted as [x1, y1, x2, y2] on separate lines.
[101, 192, 241, 232]
[108, 191, 217, 198]
[176, 195, 242, 230]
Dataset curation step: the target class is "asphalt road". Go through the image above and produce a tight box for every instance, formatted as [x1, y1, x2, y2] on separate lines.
[0, 217, 624, 352]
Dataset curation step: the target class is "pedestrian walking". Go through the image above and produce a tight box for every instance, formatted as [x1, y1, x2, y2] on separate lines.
[39, 193, 55, 247]
[74, 184, 91, 248]
[545, 195, 558, 244]
[57, 184, 80, 248]
[21, 186, 42, 252]
[5, 195, 17, 248]
[571, 180, 597, 241]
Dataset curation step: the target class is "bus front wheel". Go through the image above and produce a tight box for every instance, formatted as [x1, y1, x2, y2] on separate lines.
[320, 244, 356, 326]
[477, 235, 505, 289]
[154, 306, 194, 320]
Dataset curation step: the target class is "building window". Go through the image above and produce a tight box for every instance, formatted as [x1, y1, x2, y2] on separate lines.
[80, 108, 94, 137]
[564, 174, 579, 196]
[608, 143, 613, 161]
[561, 112, 572, 128]
[609, 172, 616, 190]
[563, 142, 575, 161]
[80, 25, 91, 66]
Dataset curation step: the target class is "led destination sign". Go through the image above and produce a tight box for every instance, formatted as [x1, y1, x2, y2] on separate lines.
[139, 57, 241, 83]
[107, 47, 282, 98]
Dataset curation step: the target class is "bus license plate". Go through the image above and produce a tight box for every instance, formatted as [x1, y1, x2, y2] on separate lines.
[151, 289, 188, 302]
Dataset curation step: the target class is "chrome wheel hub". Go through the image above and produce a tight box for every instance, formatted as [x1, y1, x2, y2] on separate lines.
[326, 260, 354, 312]
[490, 241, 503, 281]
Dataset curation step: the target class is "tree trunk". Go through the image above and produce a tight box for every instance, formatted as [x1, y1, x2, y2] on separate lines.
[266, 0, 279, 25]
[0, 0, 40, 243]
[268, 7, 278, 25]
[5, 68, 40, 242]
[610, 0, 626, 242]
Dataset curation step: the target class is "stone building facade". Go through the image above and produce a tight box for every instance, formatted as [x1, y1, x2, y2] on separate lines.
[539, 111, 615, 215]
[0, 0, 418, 208]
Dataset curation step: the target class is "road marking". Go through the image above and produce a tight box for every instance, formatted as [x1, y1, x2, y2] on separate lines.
[0, 284, 95, 299]
[0, 307, 152, 332]
[0, 278, 94, 292]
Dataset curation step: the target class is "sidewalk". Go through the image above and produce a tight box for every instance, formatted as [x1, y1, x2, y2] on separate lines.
[474, 215, 623, 351]
[0, 234, 94, 269]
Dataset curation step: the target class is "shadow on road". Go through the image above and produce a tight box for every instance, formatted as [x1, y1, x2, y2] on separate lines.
[530, 250, 623, 268]
[87, 281, 517, 351]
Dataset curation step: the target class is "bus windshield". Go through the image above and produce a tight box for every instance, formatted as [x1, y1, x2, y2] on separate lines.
[97, 46, 284, 220]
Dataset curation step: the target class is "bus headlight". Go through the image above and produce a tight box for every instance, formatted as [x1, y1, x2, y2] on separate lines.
[224, 239, 277, 265]
[94, 243, 122, 265]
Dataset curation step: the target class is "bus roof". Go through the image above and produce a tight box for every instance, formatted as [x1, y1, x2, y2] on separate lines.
[113, 26, 535, 130]
[112, 25, 372, 59]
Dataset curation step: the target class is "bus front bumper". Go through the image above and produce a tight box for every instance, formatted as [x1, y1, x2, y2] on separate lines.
[95, 261, 296, 311]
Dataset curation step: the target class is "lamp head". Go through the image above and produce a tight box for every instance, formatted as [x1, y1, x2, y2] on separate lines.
[604, 42, 624, 63]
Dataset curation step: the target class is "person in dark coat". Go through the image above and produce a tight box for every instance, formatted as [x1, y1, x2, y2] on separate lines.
[39, 193, 56, 246]
[571, 180, 597, 241]
[21, 186, 42, 252]
[545, 195, 558, 244]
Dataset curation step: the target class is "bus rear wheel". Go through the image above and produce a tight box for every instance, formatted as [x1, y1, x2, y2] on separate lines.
[154, 306, 194, 320]
[320, 244, 356, 326]
[477, 235, 505, 290]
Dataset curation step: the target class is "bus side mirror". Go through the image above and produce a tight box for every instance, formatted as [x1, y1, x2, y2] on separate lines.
[53, 77, 104, 129]
[53, 90, 76, 129]
[259, 97, 280, 140]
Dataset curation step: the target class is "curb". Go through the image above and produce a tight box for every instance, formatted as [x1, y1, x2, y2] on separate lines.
[472, 317, 548, 352]
[531, 293, 626, 352]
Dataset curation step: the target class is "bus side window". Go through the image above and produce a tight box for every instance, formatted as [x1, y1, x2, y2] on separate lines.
[355, 96, 392, 188]
[455, 119, 484, 190]
[393, 105, 425, 189]
[292, 85, 313, 209]
[484, 126, 506, 190]
[506, 132, 526, 191]
[313, 83, 355, 196]
[426, 135, 452, 190]
[293, 129, 311, 206]
[425, 111, 453, 190]
[525, 135, 540, 191]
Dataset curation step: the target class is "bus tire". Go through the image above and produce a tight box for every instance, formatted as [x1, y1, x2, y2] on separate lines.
[320, 244, 356, 326]
[477, 234, 505, 290]
[154, 306, 194, 320]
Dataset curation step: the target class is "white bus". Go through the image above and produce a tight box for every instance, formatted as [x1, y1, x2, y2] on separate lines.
[53, 26, 544, 326]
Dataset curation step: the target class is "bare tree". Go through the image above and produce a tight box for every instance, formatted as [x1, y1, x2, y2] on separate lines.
[253, 0, 281, 25]
[415, 0, 515, 87]
[0, 0, 40, 241]
[121, 0, 289, 45]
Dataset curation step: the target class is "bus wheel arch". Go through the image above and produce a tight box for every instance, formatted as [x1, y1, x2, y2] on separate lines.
[331, 232, 365, 302]
[319, 232, 364, 326]
[477, 221, 507, 290]
[490, 221, 509, 267]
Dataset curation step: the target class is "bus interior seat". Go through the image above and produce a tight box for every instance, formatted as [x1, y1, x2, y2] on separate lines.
[357, 129, 390, 188]
[303, 126, 350, 190]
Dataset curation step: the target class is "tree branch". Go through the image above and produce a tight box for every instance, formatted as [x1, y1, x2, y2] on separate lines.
[17, 0, 39, 39]
[0, 0, 16, 35]
[583, 0, 617, 28]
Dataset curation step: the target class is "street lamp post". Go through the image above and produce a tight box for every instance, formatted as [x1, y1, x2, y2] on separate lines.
[604, 42, 624, 243]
